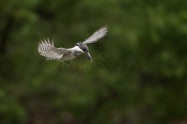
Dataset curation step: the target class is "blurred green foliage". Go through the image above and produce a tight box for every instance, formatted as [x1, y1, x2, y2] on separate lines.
[0, 0, 187, 124]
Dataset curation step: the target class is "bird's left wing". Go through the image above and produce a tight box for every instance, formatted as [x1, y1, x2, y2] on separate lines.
[38, 39, 70, 60]
[83, 26, 108, 44]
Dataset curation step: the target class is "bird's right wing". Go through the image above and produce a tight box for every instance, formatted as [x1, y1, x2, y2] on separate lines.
[38, 39, 70, 60]
[83, 26, 108, 44]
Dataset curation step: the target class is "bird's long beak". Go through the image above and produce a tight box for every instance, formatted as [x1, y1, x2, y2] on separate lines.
[85, 51, 92, 62]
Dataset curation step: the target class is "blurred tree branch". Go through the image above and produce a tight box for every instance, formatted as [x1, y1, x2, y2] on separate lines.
[0, 15, 14, 55]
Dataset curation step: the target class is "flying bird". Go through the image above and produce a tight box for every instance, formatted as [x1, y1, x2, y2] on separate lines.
[38, 26, 108, 63]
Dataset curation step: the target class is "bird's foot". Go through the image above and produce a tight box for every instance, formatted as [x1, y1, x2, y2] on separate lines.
[65, 60, 72, 64]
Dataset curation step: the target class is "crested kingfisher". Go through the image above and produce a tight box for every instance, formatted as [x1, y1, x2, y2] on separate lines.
[38, 26, 108, 63]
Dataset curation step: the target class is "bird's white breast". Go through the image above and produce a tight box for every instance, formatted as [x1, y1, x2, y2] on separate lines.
[70, 46, 83, 53]
[60, 46, 83, 61]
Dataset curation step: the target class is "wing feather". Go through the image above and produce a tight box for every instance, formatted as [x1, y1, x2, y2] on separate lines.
[83, 26, 108, 44]
[38, 39, 69, 60]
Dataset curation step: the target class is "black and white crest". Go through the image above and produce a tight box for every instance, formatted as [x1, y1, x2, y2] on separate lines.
[76, 42, 89, 52]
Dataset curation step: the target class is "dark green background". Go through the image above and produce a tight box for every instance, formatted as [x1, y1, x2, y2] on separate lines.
[0, 0, 187, 124]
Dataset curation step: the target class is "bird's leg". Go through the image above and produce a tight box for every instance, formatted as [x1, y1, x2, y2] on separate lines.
[65, 60, 71, 64]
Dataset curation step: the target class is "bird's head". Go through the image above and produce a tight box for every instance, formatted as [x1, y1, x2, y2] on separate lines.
[76, 42, 92, 62]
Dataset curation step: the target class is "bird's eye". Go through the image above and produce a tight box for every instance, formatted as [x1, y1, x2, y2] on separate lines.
[83, 48, 86, 51]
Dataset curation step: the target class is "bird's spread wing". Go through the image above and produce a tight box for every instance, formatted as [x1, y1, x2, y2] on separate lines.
[38, 39, 70, 60]
[83, 26, 108, 44]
